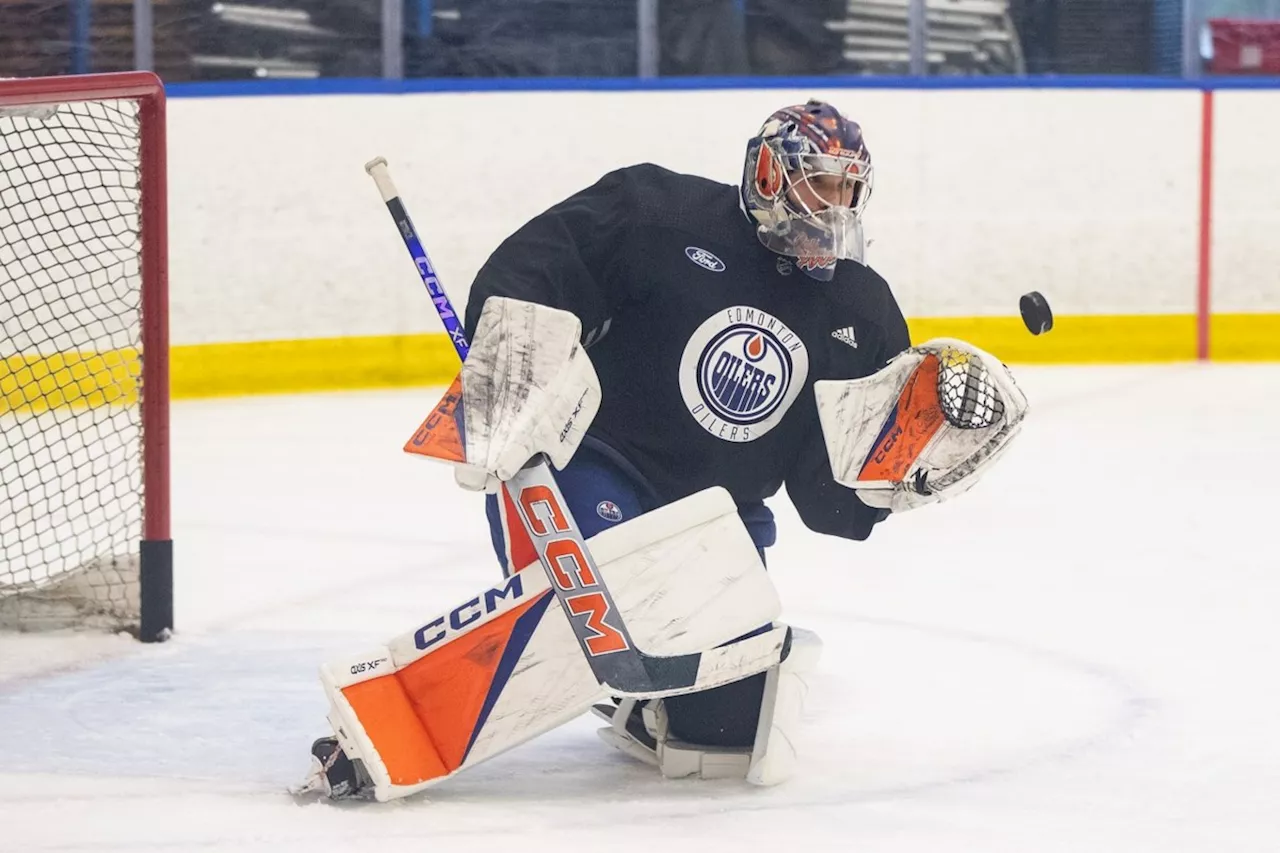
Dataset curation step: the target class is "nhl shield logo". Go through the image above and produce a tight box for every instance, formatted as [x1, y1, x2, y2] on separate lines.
[679, 306, 809, 443]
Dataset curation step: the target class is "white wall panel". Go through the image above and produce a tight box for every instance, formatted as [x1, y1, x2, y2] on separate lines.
[1211, 90, 1280, 314]
[163, 87, 1244, 346]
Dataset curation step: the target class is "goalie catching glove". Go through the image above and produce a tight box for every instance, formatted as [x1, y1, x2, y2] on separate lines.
[815, 338, 1028, 512]
[452, 297, 601, 491]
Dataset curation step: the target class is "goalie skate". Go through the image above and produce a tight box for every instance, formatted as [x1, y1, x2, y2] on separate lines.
[594, 699, 660, 767]
[290, 737, 374, 801]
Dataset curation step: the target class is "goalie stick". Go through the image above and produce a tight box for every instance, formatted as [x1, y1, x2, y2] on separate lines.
[364, 157, 790, 698]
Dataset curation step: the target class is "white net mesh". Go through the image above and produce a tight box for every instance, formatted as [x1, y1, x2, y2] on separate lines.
[0, 96, 146, 631]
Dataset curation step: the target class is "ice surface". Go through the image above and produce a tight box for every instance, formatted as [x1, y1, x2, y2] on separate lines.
[3, 365, 1279, 853]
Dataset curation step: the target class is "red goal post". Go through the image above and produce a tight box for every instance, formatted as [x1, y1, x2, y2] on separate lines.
[0, 72, 171, 641]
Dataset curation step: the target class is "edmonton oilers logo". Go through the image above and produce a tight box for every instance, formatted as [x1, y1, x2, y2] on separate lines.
[679, 307, 809, 443]
[596, 500, 624, 523]
[698, 325, 791, 425]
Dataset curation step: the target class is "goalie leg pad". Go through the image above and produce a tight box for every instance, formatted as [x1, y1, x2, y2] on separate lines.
[318, 583, 596, 802]
[747, 626, 823, 785]
[312, 486, 783, 801]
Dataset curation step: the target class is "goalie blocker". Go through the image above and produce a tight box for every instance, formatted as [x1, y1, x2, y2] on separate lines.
[298, 487, 817, 801]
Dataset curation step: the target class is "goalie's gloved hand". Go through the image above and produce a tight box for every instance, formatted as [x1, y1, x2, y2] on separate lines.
[816, 338, 1028, 513]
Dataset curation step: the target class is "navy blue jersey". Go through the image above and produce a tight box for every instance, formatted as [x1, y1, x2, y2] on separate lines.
[464, 164, 911, 541]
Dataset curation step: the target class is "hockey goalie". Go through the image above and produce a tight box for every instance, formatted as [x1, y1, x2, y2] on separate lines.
[294, 99, 1029, 802]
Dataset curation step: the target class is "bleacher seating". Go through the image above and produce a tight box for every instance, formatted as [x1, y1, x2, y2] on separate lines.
[827, 0, 1025, 75]
[0, 0, 190, 80]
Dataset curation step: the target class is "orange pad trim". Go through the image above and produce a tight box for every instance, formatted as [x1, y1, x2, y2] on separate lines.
[341, 675, 450, 786]
[397, 590, 552, 771]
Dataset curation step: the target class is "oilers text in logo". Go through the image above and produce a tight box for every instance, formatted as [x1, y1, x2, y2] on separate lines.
[679, 306, 809, 443]
[685, 246, 726, 272]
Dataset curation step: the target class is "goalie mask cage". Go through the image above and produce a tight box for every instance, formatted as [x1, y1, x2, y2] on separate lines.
[0, 72, 171, 642]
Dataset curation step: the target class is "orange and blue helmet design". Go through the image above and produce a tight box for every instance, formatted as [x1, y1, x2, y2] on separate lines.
[741, 99, 874, 281]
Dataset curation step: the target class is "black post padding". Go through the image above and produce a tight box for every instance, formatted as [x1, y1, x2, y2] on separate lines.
[139, 538, 173, 642]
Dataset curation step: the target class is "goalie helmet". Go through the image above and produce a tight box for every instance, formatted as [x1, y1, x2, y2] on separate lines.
[740, 99, 874, 282]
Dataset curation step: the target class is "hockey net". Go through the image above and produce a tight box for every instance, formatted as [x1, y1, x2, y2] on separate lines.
[0, 72, 171, 640]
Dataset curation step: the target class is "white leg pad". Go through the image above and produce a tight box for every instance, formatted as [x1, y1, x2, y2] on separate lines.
[747, 627, 823, 786]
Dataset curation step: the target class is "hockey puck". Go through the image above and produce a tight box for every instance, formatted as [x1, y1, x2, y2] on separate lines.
[1020, 291, 1054, 335]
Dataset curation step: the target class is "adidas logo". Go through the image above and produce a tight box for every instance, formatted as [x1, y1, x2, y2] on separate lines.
[831, 326, 858, 349]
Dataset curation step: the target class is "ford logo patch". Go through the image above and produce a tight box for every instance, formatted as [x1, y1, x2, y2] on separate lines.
[685, 246, 725, 272]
